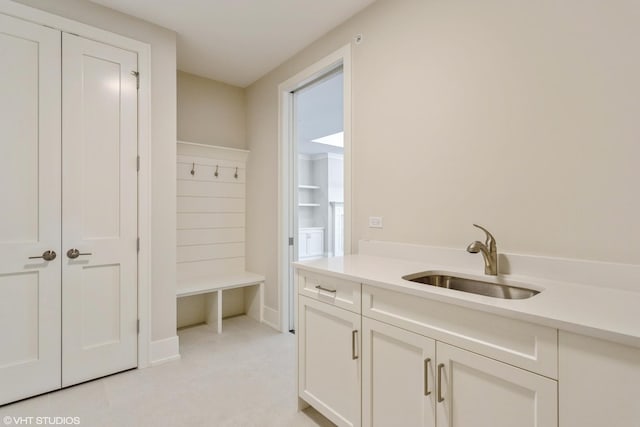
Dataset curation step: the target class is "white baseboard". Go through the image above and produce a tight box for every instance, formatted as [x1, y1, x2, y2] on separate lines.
[149, 336, 181, 366]
[262, 305, 280, 331]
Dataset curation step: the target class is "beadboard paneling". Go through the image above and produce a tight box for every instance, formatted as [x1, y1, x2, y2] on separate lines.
[177, 228, 245, 246]
[177, 180, 245, 198]
[177, 196, 245, 213]
[176, 257, 245, 282]
[177, 242, 245, 264]
[177, 213, 245, 230]
[176, 142, 249, 287]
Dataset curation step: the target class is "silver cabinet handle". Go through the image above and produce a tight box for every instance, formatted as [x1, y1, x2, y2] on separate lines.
[67, 248, 92, 259]
[424, 358, 432, 396]
[437, 363, 445, 403]
[352, 330, 359, 360]
[29, 250, 56, 261]
[315, 285, 336, 293]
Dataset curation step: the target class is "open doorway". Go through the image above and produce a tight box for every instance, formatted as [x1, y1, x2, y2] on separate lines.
[278, 45, 351, 333]
[291, 70, 344, 332]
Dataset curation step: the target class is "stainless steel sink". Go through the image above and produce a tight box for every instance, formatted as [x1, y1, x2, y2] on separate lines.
[402, 273, 540, 300]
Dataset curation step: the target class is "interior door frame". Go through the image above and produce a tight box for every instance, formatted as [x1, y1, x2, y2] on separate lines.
[277, 44, 352, 333]
[0, 0, 153, 368]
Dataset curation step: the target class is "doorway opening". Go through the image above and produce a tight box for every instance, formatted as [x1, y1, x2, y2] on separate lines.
[278, 45, 352, 333]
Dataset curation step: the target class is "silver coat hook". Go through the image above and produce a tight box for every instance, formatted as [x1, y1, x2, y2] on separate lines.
[190, 162, 195, 176]
[214, 165, 219, 178]
[234, 167, 238, 179]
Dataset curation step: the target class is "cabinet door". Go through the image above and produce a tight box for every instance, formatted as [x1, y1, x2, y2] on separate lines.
[436, 342, 557, 427]
[307, 229, 324, 257]
[0, 13, 62, 405]
[298, 296, 361, 427]
[298, 230, 310, 258]
[362, 318, 436, 427]
[559, 332, 640, 427]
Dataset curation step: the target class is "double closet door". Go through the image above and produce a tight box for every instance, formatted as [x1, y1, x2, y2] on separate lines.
[0, 14, 138, 405]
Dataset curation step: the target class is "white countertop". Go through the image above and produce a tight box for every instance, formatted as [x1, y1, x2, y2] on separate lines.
[294, 254, 640, 349]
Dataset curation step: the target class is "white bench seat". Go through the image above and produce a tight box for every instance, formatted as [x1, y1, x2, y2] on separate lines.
[176, 271, 264, 333]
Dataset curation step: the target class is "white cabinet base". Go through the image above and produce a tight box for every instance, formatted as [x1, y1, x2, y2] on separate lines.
[559, 331, 640, 427]
[298, 296, 361, 427]
[436, 342, 557, 427]
[363, 318, 436, 427]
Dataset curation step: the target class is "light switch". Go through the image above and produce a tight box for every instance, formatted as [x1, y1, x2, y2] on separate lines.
[369, 216, 383, 228]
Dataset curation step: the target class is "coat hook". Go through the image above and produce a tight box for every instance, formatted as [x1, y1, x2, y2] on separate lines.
[234, 167, 238, 179]
[214, 165, 219, 178]
[190, 162, 195, 176]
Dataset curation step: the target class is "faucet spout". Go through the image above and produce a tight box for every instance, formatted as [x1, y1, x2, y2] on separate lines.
[467, 225, 498, 275]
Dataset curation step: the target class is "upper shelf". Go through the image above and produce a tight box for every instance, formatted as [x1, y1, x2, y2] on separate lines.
[298, 185, 320, 189]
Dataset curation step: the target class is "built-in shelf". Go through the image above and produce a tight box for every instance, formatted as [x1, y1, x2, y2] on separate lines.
[299, 185, 320, 189]
[299, 203, 320, 207]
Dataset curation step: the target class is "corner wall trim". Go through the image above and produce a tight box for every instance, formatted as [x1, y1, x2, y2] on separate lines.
[262, 306, 280, 331]
[150, 336, 181, 366]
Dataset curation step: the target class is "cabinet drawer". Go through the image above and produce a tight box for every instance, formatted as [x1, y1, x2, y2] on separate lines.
[362, 284, 557, 378]
[297, 270, 361, 314]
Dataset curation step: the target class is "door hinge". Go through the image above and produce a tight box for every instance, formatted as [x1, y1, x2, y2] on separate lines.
[137, 237, 140, 252]
[137, 319, 140, 334]
[289, 237, 294, 246]
[131, 70, 139, 89]
[136, 155, 140, 172]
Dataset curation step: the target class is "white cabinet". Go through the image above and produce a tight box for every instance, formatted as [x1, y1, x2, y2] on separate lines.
[297, 269, 560, 427]
[362, 318, 436, 427]
[436, 342, 557, 427]
[362, 317, 556, 427]
[298, 295, 361, 427]
[299, 227, 324, 259]
[559, 331, 640, 427]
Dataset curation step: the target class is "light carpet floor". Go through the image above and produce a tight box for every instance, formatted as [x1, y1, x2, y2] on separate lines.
[0, 316, 334, 427]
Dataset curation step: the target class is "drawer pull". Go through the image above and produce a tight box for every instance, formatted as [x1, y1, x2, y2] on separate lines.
[437, 363, 445, 403]
[352, 330, 359, 360]
[424, 358, 431, 396]
[315, 285, 337, 293]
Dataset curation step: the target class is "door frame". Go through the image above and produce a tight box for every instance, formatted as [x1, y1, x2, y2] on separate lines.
[0, 0, 153, 368]
[277, 44, 352, 332]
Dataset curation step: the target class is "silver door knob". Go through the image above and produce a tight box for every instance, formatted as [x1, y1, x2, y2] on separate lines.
[67, 248, 92, 259]
[29, 250, 57, 261]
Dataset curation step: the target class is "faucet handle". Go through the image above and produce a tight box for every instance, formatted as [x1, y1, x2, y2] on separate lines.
[472, 224, 496, 250]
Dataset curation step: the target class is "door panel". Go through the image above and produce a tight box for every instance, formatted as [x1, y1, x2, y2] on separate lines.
[436, 342, 557, 427]
[62, 33, 138, 386]
[0, 13, 61, 405]
[298, 296, 361, 427]
[362, 318, 436, 427]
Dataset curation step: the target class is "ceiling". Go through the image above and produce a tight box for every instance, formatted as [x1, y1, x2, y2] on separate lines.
[89, 0, 375, 87]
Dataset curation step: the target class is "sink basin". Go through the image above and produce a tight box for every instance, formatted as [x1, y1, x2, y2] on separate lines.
[402, 272, 540, 300]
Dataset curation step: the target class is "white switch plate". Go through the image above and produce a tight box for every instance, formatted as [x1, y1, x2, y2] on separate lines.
[369, 216, 383, 228]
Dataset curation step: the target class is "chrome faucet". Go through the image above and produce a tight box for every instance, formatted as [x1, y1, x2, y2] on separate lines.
[466, 224, 498, 276]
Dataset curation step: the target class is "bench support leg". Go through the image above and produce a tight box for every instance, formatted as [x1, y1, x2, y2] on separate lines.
[217, 289, 222, 334]
[204, 291, 222, 333]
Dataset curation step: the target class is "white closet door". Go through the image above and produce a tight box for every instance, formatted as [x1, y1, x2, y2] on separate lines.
[61, 33, 138, 386]
[0, 14, 62, 405]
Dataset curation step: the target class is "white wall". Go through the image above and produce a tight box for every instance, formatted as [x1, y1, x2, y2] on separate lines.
[12, 0, 179, 343]
[246, 0, 640, 318]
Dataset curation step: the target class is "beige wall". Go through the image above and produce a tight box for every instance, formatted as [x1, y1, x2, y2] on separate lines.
[13, 0, 178, 342]
[177, 71, 246, 148]
[246, 0, 640, 314]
